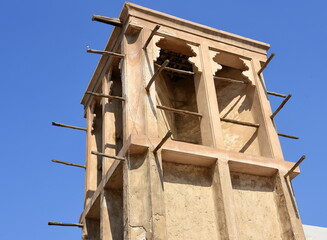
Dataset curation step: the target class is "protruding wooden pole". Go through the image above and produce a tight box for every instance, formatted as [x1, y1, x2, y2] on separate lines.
[157, 105, 203, 118]
[52, 122, 86, 131]
[267, 91, 287, 98]
[284, 155, 306, 178]
[143, 25, 161, 50]
[271, 94, 292, 119]
[155, 63, 195, 75]
[92, 15, 122, 27]
[145, 59, 170, 91]
[258, 53, 275, 75]
[277, 133, 299, 139]
[153, 130, 173, 153]
[48, 222, 83, 228]
[91, 151, 125, 161]
[85, 91, 126, 101]
[220, 118, 260, 128]
[86, 48, 124, 58]
[51, 159, 86, 169]
[214, 76, 249, 84]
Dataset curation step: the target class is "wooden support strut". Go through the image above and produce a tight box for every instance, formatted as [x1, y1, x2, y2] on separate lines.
[153, 130, 173, 153]
[145, 60, 170, 91]
[86, 48, 124, 58]
[284, 155, 306, 178]
[220, 117, 260, 128]
[271, 94, 292, 119]
[155, 63, 195, 75]
[85, 91, 126, 101]
[214, 76, 249, 84]
[143, 25, 161, 50]
[52, 122, 87, 131]
[267, 91, 287, 98]
[277, 133, 299, 139]
[258, 53, 275, 75]
[92, 14, 122, 27]
[91, 151, 125, 161]
[48, 222, 83, 228]
[157, 105, 203, 118]
[51, 159, 86, 169]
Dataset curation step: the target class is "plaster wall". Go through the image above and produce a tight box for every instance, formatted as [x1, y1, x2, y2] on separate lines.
[163, 162, 219, 240]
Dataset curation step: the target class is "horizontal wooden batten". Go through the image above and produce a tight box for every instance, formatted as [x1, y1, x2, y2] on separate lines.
[157, 105, 202, 117]
[91, 151, 126, 161]
[86, 48, 125, 58]
[52, 122, 86, 131]
[51, 159, 86, 169]
[85, 91, 126, 101]
[214, 76, 249, 84]
[92, 15, 122, 27]
[48, 222, 83, 228]
[220, 117, 260, 128]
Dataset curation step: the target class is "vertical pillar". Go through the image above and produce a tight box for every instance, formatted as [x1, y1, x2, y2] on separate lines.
[279, 173, 306, 239]
[194, 44, 224, 148]
[121, 27, 146, 140]
[252, 59, 284, 159]
[84, 102, 98, 206]
[148, 151, 167, 239]
[123, 151, 152, 239]
[212, 159, 239, 239]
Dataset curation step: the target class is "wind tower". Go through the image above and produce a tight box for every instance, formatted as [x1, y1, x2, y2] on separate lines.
[53, 3, 307, 239]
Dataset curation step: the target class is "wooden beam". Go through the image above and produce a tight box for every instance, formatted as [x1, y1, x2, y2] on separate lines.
[157, 105, 202, 118]
[284, 155, 306, 178]
[160, 65, 195, 75]
[143, 25, 161, 50]
[271, 94, 292, 119]
[91, 151, 125, 161]
[214, 76, 248, 84]
[267, 91, 287, 98]
[258, 53, 275, 75]
[153, 130, 173, 153]
[145, 60, 169, 91]
[86, 48, 124, 58]
[92, 15, 122, 27]
[277, 133, 299, 139]
[85, 91, 126, 101]
[52, 122, 86, 131]
[51, 159, 86, 169]
[220, 117, 260, 128]
[48, 222, 83, 228]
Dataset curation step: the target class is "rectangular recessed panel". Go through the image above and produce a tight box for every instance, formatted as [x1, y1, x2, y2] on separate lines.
[231, 172, 283, 239]
[163, 162, 218, 240]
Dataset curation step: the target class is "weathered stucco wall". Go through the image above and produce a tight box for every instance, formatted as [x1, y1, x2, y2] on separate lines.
[163, 162, 219, 240]
[231, 172, 284, 239]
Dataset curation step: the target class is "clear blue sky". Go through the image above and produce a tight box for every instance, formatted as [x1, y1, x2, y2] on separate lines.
[0, 0, 326, 239]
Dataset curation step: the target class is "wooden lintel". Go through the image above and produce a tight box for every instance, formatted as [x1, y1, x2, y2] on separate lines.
[51, 159, 86, 169]
[258, 53, 275, 75]
[271, 94, 292, 119]
[157, 105, 202, 117]
[85, 91, 126, 101]
[48, 222, 83, 228]
[86, 48, 124, 58]
[143, 25, 161, 50]
[284, 155, 306, 178]
[153, 130, 173, 153]
[214, 76, 249, 84]
[145, 59, 169, 91]
[52, 122, 86, 131]
[220, 117, 260, 128]
[277, 133, 299, 139]
[267, 91, 287, 98]
[92, 15, 122, 27]
[91, 151, 125, 161]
